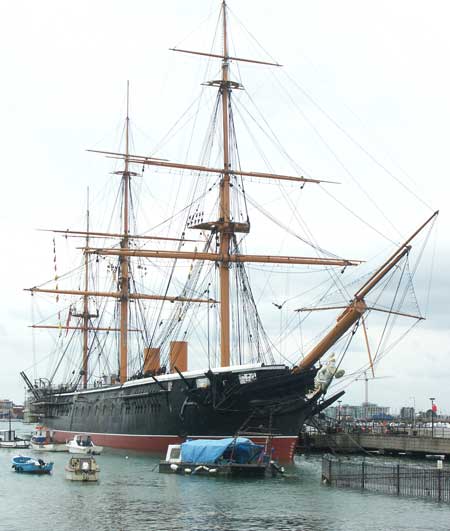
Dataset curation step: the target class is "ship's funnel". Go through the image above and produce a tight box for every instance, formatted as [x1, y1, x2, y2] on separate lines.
[144, 348, 160, 374]
[170, 341, 188, 373]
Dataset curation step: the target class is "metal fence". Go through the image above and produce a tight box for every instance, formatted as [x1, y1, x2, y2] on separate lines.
[309, 424, 450, 439]
[322, 456, 450, 502]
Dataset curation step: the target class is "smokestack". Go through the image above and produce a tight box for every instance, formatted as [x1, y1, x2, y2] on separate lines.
[170, 341, 188, 373]
[144, 347, 160, 374]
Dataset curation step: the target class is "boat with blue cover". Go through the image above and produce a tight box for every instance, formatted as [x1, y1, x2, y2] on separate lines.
[11, 455, 53, 474]
[159, 437, 284, 477]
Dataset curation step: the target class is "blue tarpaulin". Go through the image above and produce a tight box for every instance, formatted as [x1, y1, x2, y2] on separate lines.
[180, 437, 264, 464]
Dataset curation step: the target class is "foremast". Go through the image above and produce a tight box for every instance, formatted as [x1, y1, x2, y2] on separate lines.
[219, 0, 232, 366]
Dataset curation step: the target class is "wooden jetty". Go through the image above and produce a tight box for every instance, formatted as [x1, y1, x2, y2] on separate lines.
[322, 455, 450, 502]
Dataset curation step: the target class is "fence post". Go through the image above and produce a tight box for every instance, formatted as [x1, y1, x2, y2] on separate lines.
[438, 469, 441, 502]
[396, 464, 400, 496]
[361, 461, 365, 490]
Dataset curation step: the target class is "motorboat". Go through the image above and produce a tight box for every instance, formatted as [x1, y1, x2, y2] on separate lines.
[30, 425, 67, 452]
[65, 456, 100, 481]
[66, 434, 103, 455]
[11, 455, 53, 474]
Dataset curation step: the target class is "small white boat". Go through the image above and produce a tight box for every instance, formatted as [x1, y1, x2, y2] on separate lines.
[30, 426, 67, 452]
[66, 434, 103, 455]
[65, 456, 100, 481]
[0, 430, 30, 449]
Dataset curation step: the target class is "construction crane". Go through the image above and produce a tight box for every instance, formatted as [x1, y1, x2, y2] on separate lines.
[356, 371, 391, 405]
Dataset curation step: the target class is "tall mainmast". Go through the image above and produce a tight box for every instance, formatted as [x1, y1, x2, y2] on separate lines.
[219, 0, 232, 366]
[81, 3, 363, 370]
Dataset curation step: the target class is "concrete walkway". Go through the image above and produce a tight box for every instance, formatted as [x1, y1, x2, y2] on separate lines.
[302, 432, 450, 456]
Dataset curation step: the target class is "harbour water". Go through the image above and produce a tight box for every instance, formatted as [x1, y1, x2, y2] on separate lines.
[1, 422, 450, 531]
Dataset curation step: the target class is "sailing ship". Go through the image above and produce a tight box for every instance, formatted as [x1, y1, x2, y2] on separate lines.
[22, 1, 437, 461]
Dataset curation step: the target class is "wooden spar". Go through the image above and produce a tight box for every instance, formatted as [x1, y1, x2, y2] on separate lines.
[294, 247, 409, 372]
[294, 211, 438, 372]
[86, 148, 167, 161]
[361, 317, 375, 378]
[220, 0, 231, 367]
[294, 300, 367, 373]
[85, 247, 361, 267]
[43, 229, 199, 243]
[295, 305, 424, 320]
[30, 325, 141, 332]
[355, 210, 439, 300]
[26, 288, 217, 304]
[88, 149, 338, 185]
[364, 307, 424, 320]
[169, 48, 282, 67]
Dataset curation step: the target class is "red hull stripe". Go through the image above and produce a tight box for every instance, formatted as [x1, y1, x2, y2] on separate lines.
[55, 430, 298, 462]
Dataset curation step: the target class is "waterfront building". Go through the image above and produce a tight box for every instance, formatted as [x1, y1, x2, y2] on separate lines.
[0, 400, 24, 419]
[327, 403, 390, 421]
[400, 406, 415, 421]
[0, 399, 14, 418]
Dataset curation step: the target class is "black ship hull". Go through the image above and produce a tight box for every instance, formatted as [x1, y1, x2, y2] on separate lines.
[29, 364, 319, 461]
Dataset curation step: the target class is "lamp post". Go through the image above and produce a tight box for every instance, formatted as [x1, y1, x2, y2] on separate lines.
[409, 396, 416, 430]
[429, 397, 435, 438]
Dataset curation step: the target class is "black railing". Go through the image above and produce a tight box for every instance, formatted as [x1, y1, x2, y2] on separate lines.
[322, 455, 450, 502]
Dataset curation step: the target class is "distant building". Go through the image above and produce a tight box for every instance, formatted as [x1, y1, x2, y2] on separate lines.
[0, 400, 24, 419]
[327, 402, 390, 421]
[0, 399, 14, 418]
[400, 407, 415, 421]
[12, 406, 24, 419]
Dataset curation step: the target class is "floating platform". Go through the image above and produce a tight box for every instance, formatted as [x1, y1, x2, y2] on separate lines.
[159, 461, 275, 477]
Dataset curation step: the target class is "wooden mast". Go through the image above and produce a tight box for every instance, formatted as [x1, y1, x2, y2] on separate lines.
[119, 81, 131, 383]
[219, 0, 231, 367]
[82, 190, 90, 387]
[86, 1, 360, 367]
[69, 189, 94, 388]
[294, 211, 439, 372]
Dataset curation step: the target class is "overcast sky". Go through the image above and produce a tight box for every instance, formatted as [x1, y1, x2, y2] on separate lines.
[1, 0, 449, 413]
